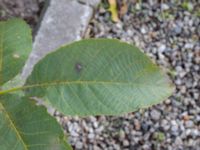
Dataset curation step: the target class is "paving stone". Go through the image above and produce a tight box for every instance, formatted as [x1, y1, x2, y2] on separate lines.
[22, 0, 94, 79]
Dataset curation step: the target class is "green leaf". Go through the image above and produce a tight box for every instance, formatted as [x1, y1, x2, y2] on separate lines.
[0, 18, 32, 85]
[24, 39, 173, 116]
[0, 94, 72, 150]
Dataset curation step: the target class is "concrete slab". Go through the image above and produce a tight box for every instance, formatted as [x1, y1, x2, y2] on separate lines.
[22, 0, 95, 79]
[78, 0, 101, 7]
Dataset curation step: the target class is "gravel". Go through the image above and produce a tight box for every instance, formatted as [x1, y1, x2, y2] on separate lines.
[60, 1, 200, 149]
[0, 0, 45, 29]
[1, 0, 199, 149]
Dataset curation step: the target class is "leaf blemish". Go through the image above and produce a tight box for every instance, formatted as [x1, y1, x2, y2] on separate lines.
[75, 63, 83, 73]
[13, 53, 20, 59]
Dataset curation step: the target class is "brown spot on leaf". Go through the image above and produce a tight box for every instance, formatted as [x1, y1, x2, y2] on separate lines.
[75, 63, 83, 73]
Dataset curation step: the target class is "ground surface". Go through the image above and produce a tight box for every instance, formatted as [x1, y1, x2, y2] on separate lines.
[61, 1, 200, 150]
[0, 0, 200, 150]
[0, 0, 44, 29]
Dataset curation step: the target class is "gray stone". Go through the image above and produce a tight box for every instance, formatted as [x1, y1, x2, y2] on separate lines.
[185, 120, 194, 128]
[22, 0, 93, 79]
[88, 133, 95, 139]
[171, 125, 179, 136]
[173, 26, 182, 35]
[93, 145, 101, 150]
[47, 106, 55, 115]
[175, 137, 183, 145]
[119, 130, 125, 140]
[95, 126, 104, 133]
[75, 141, 83, 149]
[113, 143, 120, 150]
[150, 109, 161, 121]
[140, 27, 147, 34]
[184, 43, 194, 49]
[123, 140, 129, 146]
[161, 3, 169, 10]
[158, 44, 166, 53]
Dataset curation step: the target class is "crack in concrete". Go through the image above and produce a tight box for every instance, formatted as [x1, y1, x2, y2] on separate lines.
[76, 0, 99, 9]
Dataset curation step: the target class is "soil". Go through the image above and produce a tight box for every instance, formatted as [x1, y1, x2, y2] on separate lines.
[0, 0, 44, 29]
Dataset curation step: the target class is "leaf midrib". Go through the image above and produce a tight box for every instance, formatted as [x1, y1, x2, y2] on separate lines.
[0, 102, 28, 150]
[0, 79, 169, 95]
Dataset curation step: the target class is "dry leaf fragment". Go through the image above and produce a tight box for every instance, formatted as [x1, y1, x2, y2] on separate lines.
[108, 0, 119, 22]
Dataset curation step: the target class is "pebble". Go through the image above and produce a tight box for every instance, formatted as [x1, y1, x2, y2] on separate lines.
[123, 140, 129, 147]
[158, 44, 166, 53]
[184, 43, 194, 49]
[161, 119, 170, 131]
[171, 125, 179, 136]
[173, 26, 182, 35]
[75, 141, 83, 149]
[88, 133, 95, 139]
[140, 27, 147, 34]
[134, 119, 141, 130]
[150, 109, 161, 121]
[141, 122, 151, 132]
[175, 137, 183, 145]
[185, 120, 194, 128]
[93, 145, 102, 150]
[161, 3, 170, 10]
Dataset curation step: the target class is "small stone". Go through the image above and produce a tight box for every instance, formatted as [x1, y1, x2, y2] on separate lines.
[171, 125, 179, 136]
[158, 44, 166, 53]
[93, 121, 98, 128]
[95, 126, 104, 133]
[175, 137, 183, 145]
[184, 43, 194, 49]
[93, 145, 101, 150]
[185, 120, 194, 128]
[113, 144, 120, 150]
[141, 122, 151, 132]
[150, 109, 161, 121]
[88, 133, 95, 139]
[123, 140, 129, 146]
[134, 119, 141, 130]
[140, 27, 147, 34]
[180, 86, 186, 93]
[161, 119, 170, 131]
[127, 29, 133, 36]
[116, 22, 123, 29]
[193, 93, 199, 100]
[47, 106, 55, 115]
[175, 78, 182, 85]
[75, 141, 83, 149]
[71, 131, 79, 137]
[119, 130, 125, 140]
[135, 3, 141, 10]
[158, 52, 165, 59]
[186, 129, 199, 138]
[173, 26, 182, 35]
[179, 72, 186, 78]
[175, 66, 183, 72]
[161, 3, 169, 10]
[142, 144, 150, 149]
[182, 114, 190, 121]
